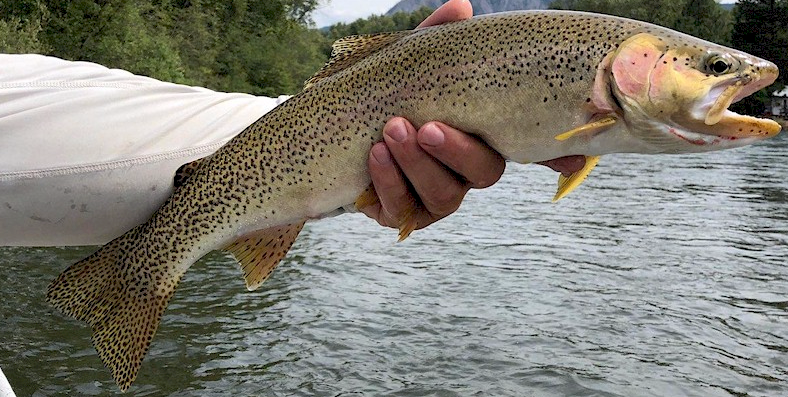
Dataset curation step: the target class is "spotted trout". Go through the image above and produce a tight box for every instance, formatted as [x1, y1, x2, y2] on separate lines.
[47, 11, 780, 390]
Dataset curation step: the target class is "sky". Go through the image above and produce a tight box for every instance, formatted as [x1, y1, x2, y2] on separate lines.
[312, 0, 738, 28]
[312, 0, 402, 27]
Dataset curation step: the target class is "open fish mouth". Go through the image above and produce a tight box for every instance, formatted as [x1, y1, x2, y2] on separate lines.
[680, 76, 782, 145]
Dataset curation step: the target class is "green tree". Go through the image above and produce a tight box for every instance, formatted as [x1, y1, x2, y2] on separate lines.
[0, 0, 49, 53]
[549, 0, 683, 26]
[203, 0, 326, 95]
[673, 0, 732, 45]
[324, 7, 434, 39]
[87, 2, 186, 83]
[549, 0, 731, 44]
[730, 0, 788, 113]
[0, 16, 49, 54]
[0, 1, 448, 96]
[14, 0, 327, 94]
[731, 0, 788, 85]
[37, 1, 186, 82]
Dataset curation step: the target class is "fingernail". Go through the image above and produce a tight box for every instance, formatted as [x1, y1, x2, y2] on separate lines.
[385, 119, 408, 143]
[419, 123, 445, 147]
[371, 144, 392, 165]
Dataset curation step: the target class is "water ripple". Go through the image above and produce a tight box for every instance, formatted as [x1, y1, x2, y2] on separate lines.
[2, 137, 788, 396]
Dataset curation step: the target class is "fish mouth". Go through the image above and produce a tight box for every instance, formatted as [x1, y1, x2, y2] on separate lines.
[681, 73, 782, 144]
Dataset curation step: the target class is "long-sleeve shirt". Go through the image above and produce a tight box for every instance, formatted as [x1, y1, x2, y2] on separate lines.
[0, 54, 289, 246]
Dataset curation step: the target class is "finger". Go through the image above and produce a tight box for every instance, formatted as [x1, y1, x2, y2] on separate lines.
[537, 156, 586, 176]
[417, 0, 473, 28]
[363, 141, 414, 228]
[384, 118, 469, 218]
[417, 122, 505, 189]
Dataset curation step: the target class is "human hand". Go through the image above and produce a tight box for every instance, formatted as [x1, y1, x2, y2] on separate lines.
[360, 0, 586, 234]
[361, 118, 505, 233]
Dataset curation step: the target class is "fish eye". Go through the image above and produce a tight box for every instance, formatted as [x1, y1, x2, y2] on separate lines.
[712, 59, 730, 74]
[704, 54, 735, 75]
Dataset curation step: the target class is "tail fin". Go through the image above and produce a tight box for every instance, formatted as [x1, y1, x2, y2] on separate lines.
[46, 228, 182, 391]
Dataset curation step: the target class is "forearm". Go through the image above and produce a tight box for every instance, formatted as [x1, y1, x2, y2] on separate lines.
[0, 54, 287, 246]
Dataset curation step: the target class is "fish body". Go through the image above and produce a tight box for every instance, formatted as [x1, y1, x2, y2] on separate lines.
[47, 11, 780, 390]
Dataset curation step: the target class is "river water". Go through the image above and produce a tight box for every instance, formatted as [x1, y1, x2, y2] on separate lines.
[1, 136, 787, 396]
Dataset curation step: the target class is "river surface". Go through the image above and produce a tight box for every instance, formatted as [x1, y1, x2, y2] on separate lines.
[1, 136, 787, 397]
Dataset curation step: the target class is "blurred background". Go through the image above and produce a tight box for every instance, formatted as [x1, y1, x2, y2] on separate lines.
[1, 1, 784, 117]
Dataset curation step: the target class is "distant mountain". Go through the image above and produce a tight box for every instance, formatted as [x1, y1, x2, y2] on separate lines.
[386, 0, 553, 15]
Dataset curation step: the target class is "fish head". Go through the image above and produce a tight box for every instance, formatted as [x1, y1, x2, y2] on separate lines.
[607, 32, 781, 153]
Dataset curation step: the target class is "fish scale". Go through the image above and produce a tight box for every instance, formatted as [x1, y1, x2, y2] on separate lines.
[45, 11, 780, 391]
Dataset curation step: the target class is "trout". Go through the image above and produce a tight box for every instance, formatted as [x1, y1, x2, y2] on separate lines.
[47, 11, 780, 390]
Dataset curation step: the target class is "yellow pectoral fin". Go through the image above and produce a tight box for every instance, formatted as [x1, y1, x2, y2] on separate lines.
[552, 155, 602, 202]
[555, 116, 618, 141]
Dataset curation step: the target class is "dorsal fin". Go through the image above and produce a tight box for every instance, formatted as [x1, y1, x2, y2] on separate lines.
[223, 221, 306, 291]
[304, 31, 411, 89]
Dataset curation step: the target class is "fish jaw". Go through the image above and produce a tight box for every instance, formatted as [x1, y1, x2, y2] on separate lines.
[679, 65, 781, 141]
[608, 33, 781, 154]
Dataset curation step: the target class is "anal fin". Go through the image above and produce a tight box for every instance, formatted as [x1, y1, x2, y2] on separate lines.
[224, 221, 306, 291]
[555, 116, 617, 141]
[354, 184, 379, 210]
[397, 203, 419, 242]
[552, 155, 601, 202]
[354, 183, 419, 242]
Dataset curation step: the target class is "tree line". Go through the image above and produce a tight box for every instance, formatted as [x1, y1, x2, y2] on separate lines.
[0, 0, 431, 97]
[0, 0, 785, 111]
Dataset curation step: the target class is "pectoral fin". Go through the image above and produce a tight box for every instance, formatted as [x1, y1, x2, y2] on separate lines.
[224, 221, 306, 291]
[552, 155, 601, 202]
[555, 116, 617, 141]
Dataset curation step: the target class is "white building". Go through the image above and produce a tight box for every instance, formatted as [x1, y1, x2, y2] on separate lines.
[772, 87, 788, 116]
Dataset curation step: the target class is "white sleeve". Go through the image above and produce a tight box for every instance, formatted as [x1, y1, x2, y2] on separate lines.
[0, 54, 291, 246]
